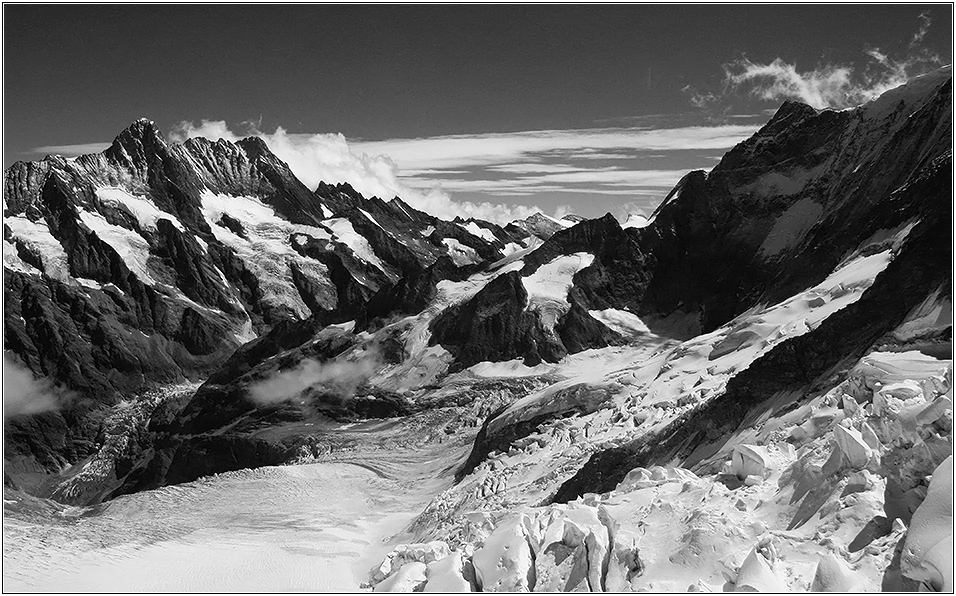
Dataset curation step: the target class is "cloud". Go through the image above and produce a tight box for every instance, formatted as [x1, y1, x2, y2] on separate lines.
[419, 168, 690, 196]
[351, 125, 759, 172]
[353, 125, 755, 207]
[246, 349, 380, 406]
[45, 116, 758, 223]
[911, 11, 932, 48]
[170, 119, 545, 223]
[726, 59, 861, 109]
[708, 16, 945, 111]
[3, 354, 69, 418]
[30, 142, 112, 157]
[170, 118, 761, 222]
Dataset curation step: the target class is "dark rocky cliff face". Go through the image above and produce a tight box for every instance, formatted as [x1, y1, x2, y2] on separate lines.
[429, 271, 567, 370]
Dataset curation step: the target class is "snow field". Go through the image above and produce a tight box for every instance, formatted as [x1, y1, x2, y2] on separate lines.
[522, 252, 594, 306]
[4, 461, 446, 593]
[459, 221, 498, 244]
[76, 208, 157, 284]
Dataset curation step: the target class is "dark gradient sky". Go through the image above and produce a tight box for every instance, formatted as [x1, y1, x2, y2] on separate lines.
[3, 4, 952, 218]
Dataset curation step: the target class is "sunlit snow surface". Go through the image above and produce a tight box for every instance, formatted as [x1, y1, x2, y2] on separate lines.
[3, 457, 453, 592]
[441, 237, 481, 266]
[523, 252, 594, 305]
[459, 221, 497, 243]
[95, 187, 185, 231]
[324, 217, 389, 273]
[76, 208, 157, 284]
[4, 216, 72, 280]
[621, 213, 651, 229]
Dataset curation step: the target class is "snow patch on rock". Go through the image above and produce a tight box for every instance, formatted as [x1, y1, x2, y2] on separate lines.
[442, 238, 481, 267]
[460, 222, 498, 244]
[95, 186, 184, 231]
[589, 308, 651, 337]
[200, 191, 337, 318]
[522, 252, 594, 306]
[323, 217, 389, 273]
[76, 208, 156, 284]
[4, 216, 71, 280]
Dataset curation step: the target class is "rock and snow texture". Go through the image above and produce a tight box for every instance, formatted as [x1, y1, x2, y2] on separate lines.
[4, 67, 953, 594]
[2, 119, 536, 483]
[442, 237, 481, 267]
[3, 215, 72, 280]
[366, 171, 953, 589]
[369, 347, 952, 592]
[95, 186, 185, 231]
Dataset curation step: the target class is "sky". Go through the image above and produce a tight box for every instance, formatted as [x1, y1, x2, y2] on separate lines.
[3, 5, 952, 222]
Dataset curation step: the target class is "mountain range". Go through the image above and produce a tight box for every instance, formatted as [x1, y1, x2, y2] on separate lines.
[3, 66, 953, 592]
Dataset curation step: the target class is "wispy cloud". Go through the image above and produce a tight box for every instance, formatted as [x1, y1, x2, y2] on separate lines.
[723, 50, 941, 110]
[351, 125, 759, 172]
[426, 168, 689, 196]
[347, 125, 756, 208]
[29, 142, 111, 157]
[911, 11, 932, 48]
[691, 14, 945, 112]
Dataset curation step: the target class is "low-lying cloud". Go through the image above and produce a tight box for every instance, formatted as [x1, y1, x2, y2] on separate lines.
[246, 349, 381, 406]
[3, 354, 69, 418]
